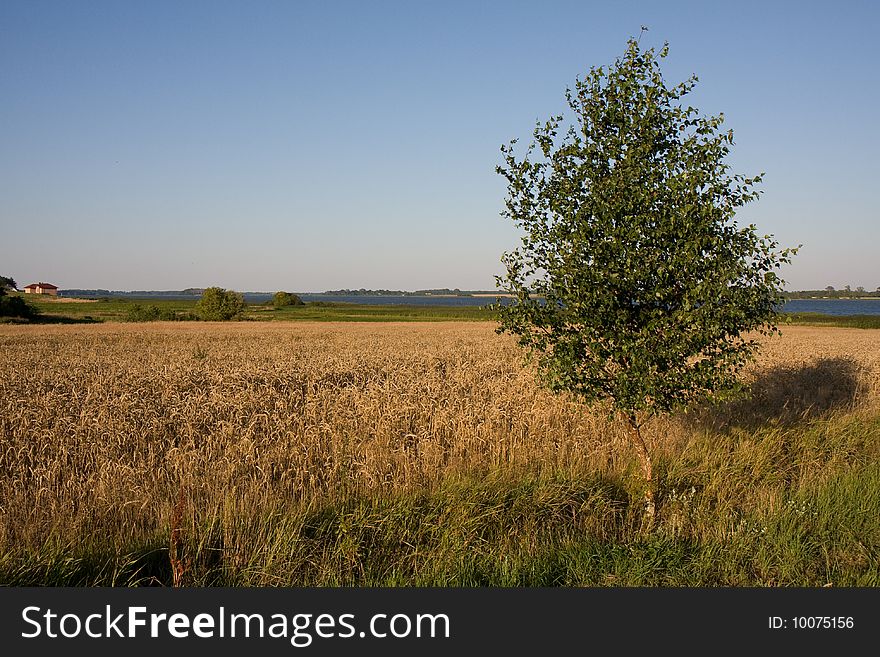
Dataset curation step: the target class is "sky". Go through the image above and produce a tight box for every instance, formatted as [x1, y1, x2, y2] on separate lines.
[1, 0, 877, 292]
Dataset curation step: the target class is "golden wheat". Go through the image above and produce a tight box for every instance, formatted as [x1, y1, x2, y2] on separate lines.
[1, 322, 878, 553]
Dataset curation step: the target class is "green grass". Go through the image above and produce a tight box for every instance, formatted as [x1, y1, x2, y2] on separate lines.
[17, 294, 880, 327]
[17, 295, 494, 323]
[258, 302, 493, 322]
[784, 313, 880, 329]
[17, 295, 199, 322]
[3, 410, 878, 586]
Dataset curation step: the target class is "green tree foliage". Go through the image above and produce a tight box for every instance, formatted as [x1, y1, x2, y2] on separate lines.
[195, 287, 246, 321]
[495, 38, 796, 519]
[273, 291, 305, 308]
[0, 274, 37, 319]
[0, 296, 37, 319]
[125, 304, 165, 322]
[124, 304, 198, 322]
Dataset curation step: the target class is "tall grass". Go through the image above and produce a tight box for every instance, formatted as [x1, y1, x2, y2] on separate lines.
[785, 313, 880, 329]
[1, 323, 878, 585]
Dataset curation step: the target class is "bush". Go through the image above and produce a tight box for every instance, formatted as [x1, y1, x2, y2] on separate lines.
[124, 304, 186, 322]
[273, 291, 305, 308]
[0, 295, 38, 319]
[125, 304, 159, 322]
[195, 287, 246, 321]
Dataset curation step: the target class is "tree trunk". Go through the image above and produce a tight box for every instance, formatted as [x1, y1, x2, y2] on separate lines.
[624, 415, 655, 523]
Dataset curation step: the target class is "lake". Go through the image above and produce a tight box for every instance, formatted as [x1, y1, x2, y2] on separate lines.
[294, 294, 497, 307]
[782, 299, 880, 316]
[244, 295, 880, 315]
[290, 296, 880, 316]
[290, 294, 880, 316]
[65, 291, 880, 315]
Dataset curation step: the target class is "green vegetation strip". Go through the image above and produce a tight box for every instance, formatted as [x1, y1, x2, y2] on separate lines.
[13, 295, 494, 323]
[3, 412, 878, 587]
[13, 296, 880, 326]
[784, 313, 880, 329]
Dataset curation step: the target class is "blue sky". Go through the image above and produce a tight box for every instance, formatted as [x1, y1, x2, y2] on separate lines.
[1, 0, 877, 291]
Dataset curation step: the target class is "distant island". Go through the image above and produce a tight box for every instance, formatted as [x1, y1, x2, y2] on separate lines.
[59, 286, 880, 302]
[59, 287, 505, 299]
[321, 288, 499, 297]
[784, 288, 880, 300]
[62, 288, 207, 298]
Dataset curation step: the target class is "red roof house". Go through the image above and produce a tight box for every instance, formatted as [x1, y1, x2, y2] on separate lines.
[23, 282, 59, 296]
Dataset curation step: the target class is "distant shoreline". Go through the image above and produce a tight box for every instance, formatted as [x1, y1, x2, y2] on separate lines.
[784, 296, 880, 300]
[53, 289, 880, 303]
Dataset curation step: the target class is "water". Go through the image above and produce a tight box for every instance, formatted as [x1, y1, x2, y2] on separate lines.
[62, 290, 880, 315]
[781, 299, 880, 316]
[294, 294, 499, 307]
[293, 296, 880, 315]
[60, 290, 508, 306]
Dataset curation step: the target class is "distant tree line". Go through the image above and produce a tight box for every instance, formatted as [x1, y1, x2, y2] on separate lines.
[322, 288, 488, 296]
[63, 289, 207, 298]
[784, 286, 879, 299]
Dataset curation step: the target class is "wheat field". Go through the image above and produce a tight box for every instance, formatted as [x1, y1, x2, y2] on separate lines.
[1, 322, 878, 585]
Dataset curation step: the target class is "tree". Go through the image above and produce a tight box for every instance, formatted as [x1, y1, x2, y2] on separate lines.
[495, 37, 796, 520]
[195, 287, 246, 320]
[0, 276, 16, 293]
[825, 286, 835, 292]
[272, 291, 304, 308]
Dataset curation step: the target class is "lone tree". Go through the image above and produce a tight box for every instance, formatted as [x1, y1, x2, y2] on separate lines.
[196, 287, 246, 321]
[495, 37, 796, 519]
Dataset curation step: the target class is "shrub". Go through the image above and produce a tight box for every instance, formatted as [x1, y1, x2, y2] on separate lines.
[195, 287, 246, 321]
[0, 295, 38, 319]
[124, 304, 189, 322]
[273, 291, 305, 308]
[125, 304, 160, 322]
